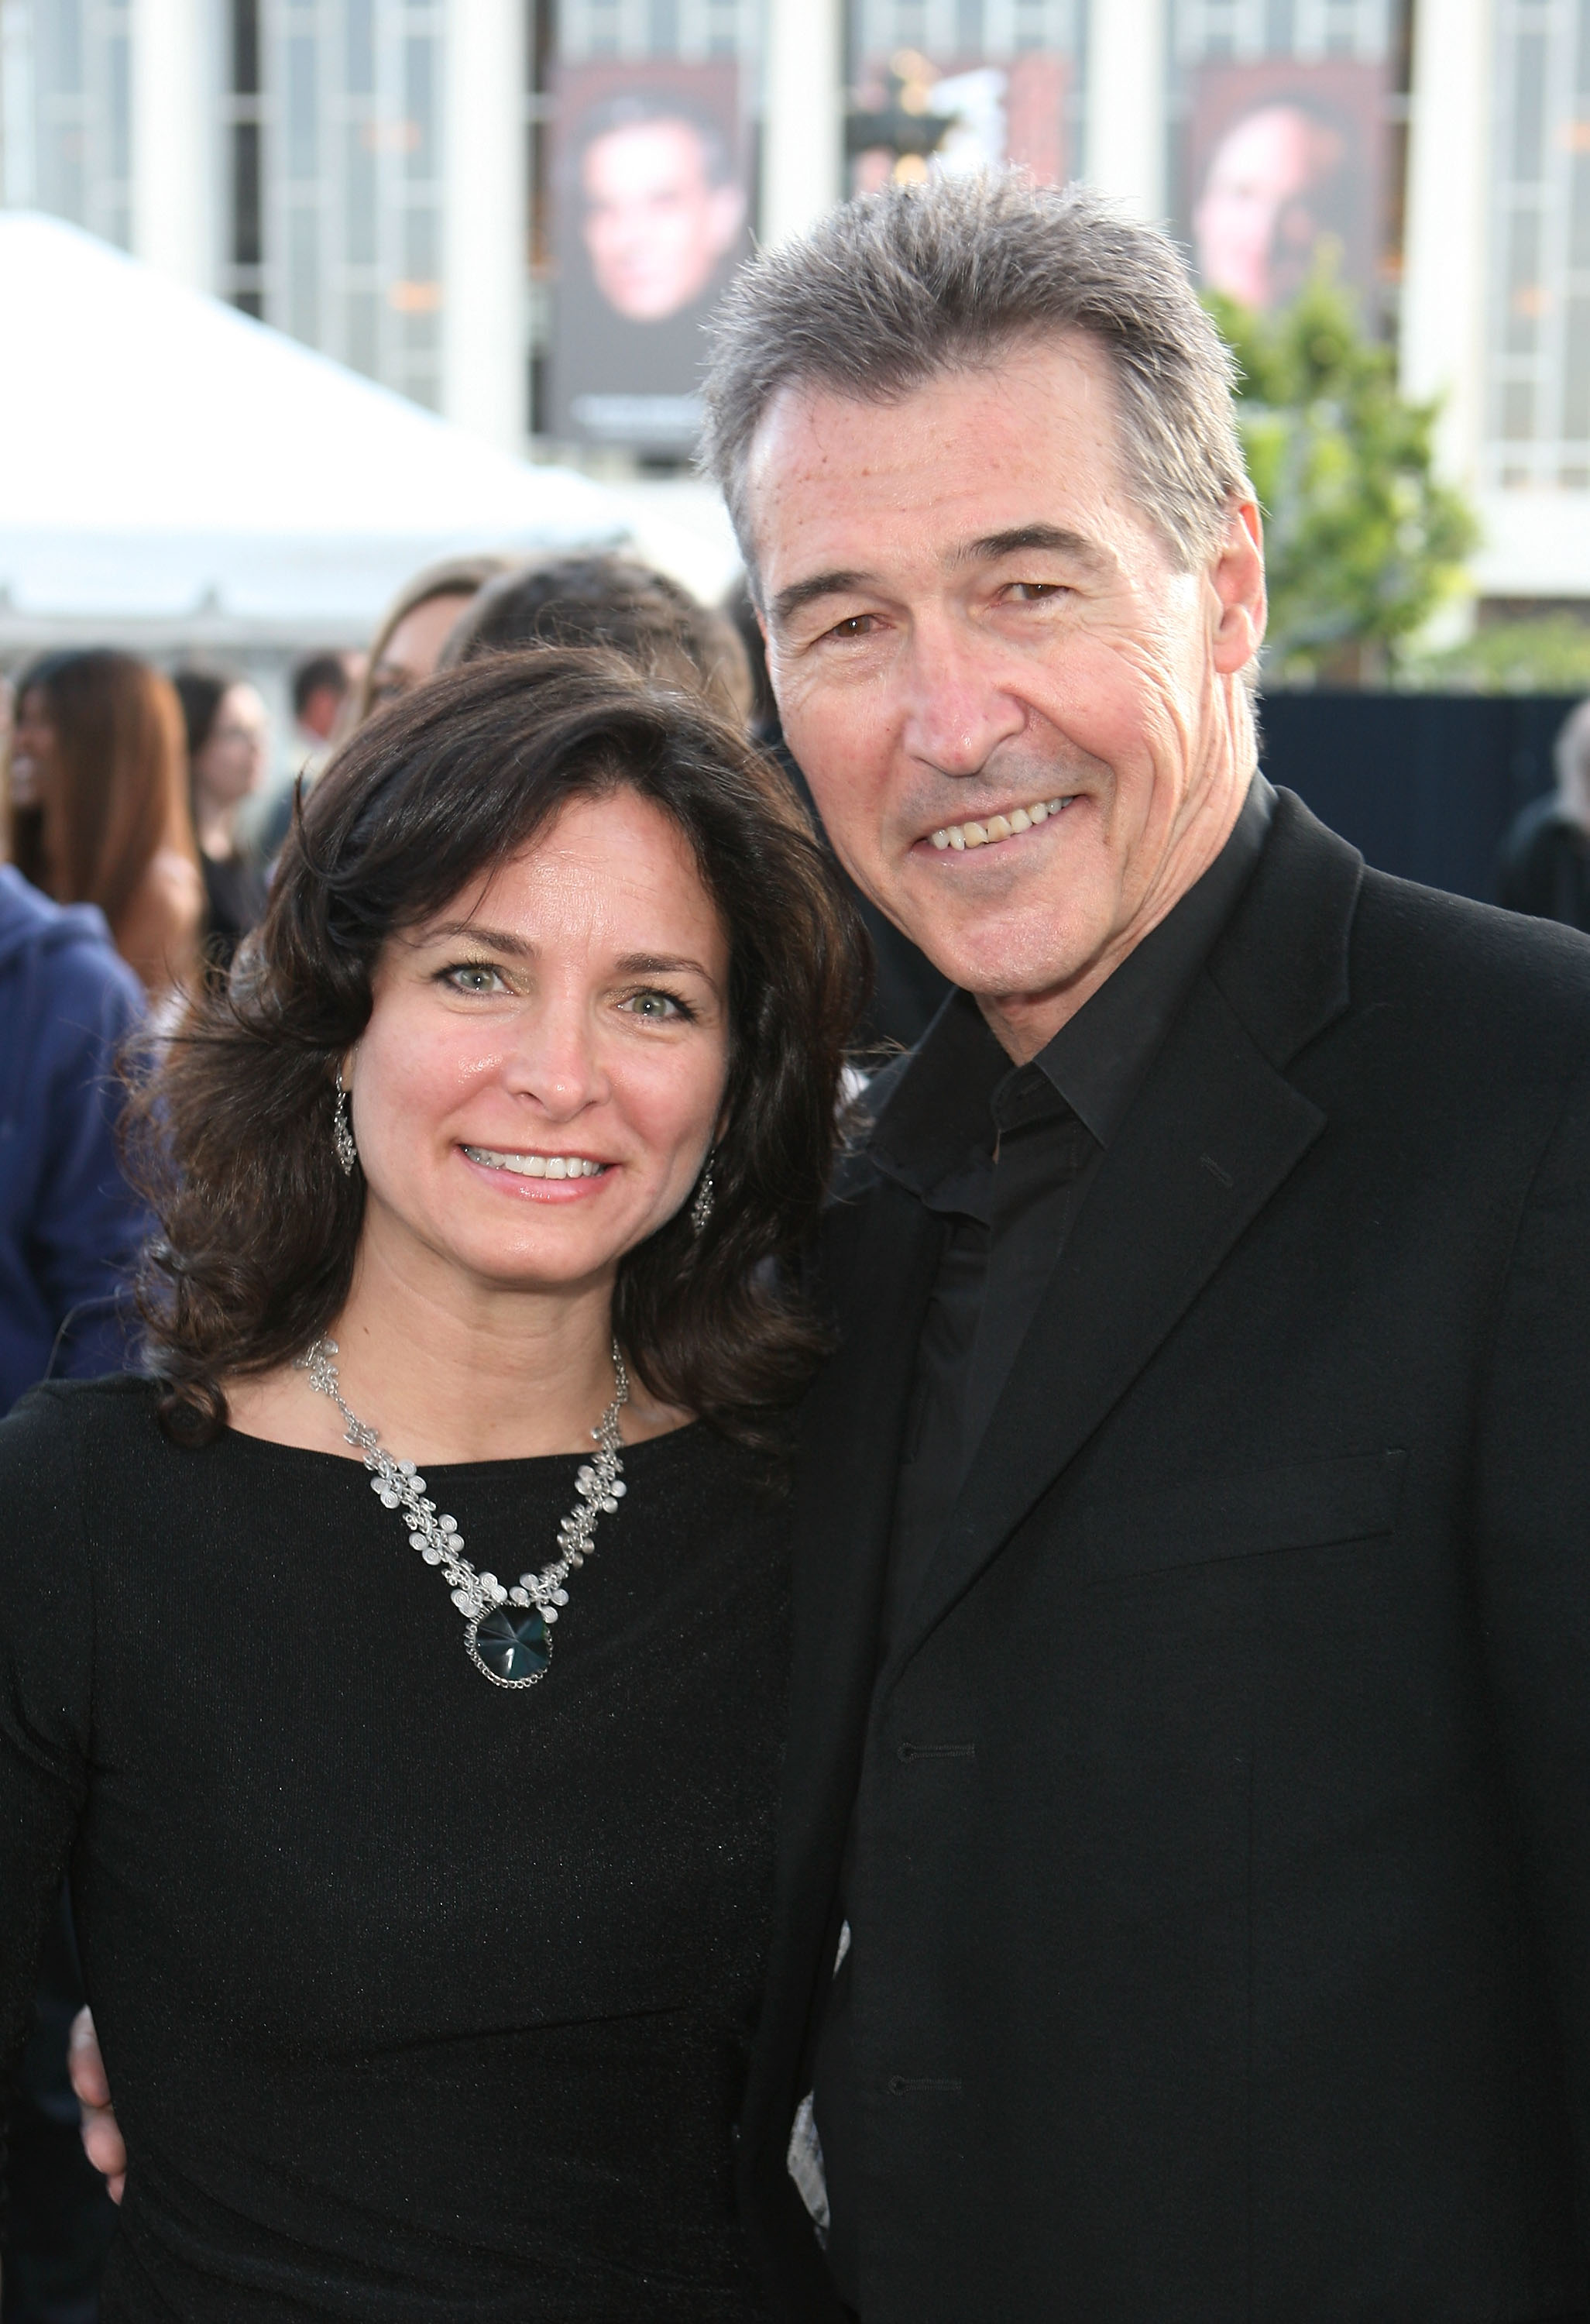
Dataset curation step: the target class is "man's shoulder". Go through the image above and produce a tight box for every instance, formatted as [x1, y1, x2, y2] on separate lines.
[1351, 861, 1590, 1059]
[1228, 790, 1590, 1078]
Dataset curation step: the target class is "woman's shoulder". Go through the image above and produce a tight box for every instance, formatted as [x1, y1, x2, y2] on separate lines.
[0, 1373, 165, 1473]
[0, 1380, 163, 1597]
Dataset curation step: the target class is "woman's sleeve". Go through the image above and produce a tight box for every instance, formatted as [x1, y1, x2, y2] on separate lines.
[0, 1388, 94, 2211]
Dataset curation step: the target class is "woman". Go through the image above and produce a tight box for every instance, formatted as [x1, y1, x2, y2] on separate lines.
[0, 648, 864, 2321]
[173, 669, 271, 974]
[357, 552, 517, 720]
[5, 650, 203, 997]
[441, 554, 754, 726]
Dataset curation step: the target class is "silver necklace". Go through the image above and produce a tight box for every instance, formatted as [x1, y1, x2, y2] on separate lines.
[297, 1336, 629, 1689]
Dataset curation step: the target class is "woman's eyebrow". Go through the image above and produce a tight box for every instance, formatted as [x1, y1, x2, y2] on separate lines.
[414, 920, 533, 957]
[616, 953, 716, 981]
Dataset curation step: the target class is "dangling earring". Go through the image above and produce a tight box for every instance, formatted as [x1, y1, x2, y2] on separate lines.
[690, 1148, 716, 1236]
[332, 1068, 358, 1177]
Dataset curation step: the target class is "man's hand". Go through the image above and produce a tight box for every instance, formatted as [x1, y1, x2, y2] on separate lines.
[68, 2006, 125, 2202]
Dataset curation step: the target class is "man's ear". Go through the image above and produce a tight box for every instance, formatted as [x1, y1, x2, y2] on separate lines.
[1209, 496, 1267, 676]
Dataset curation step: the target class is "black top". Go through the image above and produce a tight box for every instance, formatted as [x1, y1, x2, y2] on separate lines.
[811, 776, 1273, 2305]
[200, 851, 268, 974]
[0, 1377, 788, 2322]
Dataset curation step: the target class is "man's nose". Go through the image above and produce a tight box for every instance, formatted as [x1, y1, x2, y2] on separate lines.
[900, 626, 1026, 779]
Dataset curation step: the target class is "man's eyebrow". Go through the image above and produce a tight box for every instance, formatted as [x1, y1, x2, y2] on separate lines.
[769, 570, 872, 628]
[953, 523, 1109, 571]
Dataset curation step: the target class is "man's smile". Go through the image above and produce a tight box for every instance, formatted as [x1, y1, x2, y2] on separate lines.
[919, 793, 1080, 854]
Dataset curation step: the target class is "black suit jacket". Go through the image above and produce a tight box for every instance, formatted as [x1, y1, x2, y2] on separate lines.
[739, 792, 1590, 2323]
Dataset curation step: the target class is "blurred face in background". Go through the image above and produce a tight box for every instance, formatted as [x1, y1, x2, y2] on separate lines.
[580, 119, 745, 322]
[10, 686, 57, 813]
[368, 593, 476, 716]
[1192, 103, 1343, 311]
[193, 683, 270, 816]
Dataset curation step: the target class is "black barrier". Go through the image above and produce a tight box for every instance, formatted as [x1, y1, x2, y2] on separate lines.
[1259, 693, 1579, 903]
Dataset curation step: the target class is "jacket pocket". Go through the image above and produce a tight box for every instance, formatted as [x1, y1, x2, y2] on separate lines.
[1079, 1449, 1406, 1579]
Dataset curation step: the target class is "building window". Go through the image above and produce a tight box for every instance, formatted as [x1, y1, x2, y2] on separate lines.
[0, 0, 133, 246]
[223, 0, 448, 410]
[1487, 0, 1590, 490]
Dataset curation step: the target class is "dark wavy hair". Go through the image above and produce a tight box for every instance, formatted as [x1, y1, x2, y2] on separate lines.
[128, 648, 869, 1452]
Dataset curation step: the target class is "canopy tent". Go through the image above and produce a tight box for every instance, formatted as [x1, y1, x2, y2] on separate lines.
[0, 213, 732, 651]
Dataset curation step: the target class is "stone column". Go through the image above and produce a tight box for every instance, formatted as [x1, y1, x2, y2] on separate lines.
[131, 0, 212, 287]
[441, 0, 529, 452]
[1083, 0, 1167, 222]
[761, 0, 844, 249]
[1399, 0, 1491, 496]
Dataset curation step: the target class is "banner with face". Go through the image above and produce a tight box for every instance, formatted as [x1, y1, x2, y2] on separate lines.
[1181, 57, 1390, 315]
[548, 60, 750, 457]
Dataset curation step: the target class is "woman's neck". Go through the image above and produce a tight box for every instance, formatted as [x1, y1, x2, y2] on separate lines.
[224, 1236, 683, 1463]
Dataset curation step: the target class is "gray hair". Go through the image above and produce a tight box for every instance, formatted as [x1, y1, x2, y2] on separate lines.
[701, 172, 1250, 584]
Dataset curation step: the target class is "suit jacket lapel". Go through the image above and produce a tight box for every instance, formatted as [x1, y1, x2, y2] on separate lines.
[887, 794, 1360, 1673]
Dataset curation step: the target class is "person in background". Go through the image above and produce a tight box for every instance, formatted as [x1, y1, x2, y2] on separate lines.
[0, 860, 147, 2324]
[173, 671, 270, 978]
[723, 576, 950, 1054]
[442, 554, 754, 726]
[356, 554, 517, 723]
[6, 652, 202, 999]
[292, 653, 356, 773]
[1498, 696, 1590, 930]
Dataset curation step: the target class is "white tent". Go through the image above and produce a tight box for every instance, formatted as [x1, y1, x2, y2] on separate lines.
[0, 213, 675, 651]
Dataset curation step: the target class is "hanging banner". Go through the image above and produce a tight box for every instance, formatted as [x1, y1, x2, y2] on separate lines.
[548, 60, 750, 456]
[1182, 58, 1389, 313]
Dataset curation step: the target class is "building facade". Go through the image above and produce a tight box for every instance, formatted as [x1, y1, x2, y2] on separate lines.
[0, 0, 1585, 603]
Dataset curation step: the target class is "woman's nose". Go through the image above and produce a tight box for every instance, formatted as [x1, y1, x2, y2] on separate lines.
[500, 1002, 608, 1119]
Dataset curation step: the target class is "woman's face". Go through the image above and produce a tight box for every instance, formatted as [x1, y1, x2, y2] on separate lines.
[9, 686, 58, 811]
[367, 592, 475, 715]
[347, 786, 731, 1303]
[194, 683, 270, 809]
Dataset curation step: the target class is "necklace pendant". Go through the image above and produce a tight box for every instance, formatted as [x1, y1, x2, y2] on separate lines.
[465, 1604, 551, 1688]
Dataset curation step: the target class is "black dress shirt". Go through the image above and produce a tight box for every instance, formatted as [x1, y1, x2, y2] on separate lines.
[811, 776, 1275, 2309]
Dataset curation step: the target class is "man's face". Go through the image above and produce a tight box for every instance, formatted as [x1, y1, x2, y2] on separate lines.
[580, 120, 746, 322]
[747, 338, 1265, 1056]
[1193, 105, 1335, 310]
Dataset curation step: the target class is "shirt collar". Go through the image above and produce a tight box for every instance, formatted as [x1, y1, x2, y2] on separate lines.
[869, 774, 1275, 1195]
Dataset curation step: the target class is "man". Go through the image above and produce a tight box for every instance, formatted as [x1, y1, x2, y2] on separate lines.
[73, 175, 1590, 2322]
[698, 174, 1590, 2320]
[1193, 98, 1351, 309]
[578, 95, 747, 325]
[551, 91, 749, 456]
[291, 652, 355, 768]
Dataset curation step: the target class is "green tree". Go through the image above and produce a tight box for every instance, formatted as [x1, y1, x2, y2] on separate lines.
[1207, 266, 1477, 686]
